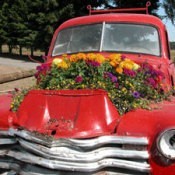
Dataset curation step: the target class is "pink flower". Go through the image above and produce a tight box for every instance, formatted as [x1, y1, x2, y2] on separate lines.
[75, 76, 83, 83]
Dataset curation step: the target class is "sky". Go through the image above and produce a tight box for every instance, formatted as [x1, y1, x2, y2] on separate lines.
[158, 4, 175, 42]
[162, 20, 175, 42]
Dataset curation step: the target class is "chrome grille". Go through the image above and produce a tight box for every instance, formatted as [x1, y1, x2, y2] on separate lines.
[0, 129, 150, 175]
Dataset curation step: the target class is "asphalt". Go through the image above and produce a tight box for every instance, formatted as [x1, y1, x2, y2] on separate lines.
[0, 56, 40, 84]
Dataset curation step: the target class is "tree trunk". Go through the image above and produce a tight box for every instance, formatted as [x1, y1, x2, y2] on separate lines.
[19, 46, 22, 56]
[8, 45, 12, 54]
[31, 47, 34, 56]
[0, 45, 2, 53]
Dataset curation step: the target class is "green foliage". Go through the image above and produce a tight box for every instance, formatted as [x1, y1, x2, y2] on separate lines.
[162, 0, 175, 24]
[0, 0, 103, 53]
[103, 0, 160, 16]
[34, 53, 170, 115]
[0, 0, 174, 53]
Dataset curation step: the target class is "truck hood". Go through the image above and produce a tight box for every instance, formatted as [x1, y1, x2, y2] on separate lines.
[12, 89, 175, 141]
[14, 89, 120, 138]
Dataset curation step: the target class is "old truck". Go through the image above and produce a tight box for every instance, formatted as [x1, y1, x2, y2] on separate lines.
[1, 2, 175, 175]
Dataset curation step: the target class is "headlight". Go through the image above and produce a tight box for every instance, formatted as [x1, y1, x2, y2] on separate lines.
[157, 129, 175, 160]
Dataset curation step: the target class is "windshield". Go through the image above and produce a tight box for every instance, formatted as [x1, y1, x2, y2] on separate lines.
[52, 24, 102, 56]
[52, 23, 160, 56]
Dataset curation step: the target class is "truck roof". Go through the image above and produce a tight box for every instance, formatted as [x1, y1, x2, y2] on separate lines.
[58, 13, 165, 31]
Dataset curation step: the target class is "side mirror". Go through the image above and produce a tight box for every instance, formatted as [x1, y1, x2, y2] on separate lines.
[28, 55, 47, 63]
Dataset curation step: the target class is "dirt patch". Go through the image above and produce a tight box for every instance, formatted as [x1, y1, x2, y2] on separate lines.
[0, 77, 36, 93]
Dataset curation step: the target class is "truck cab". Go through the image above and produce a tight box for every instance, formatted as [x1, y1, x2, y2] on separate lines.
[1, 4, 175, 175]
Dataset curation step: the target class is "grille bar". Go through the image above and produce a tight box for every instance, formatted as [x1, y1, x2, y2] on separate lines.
[0, 129, 150, 174]
[8, 128, 148, 148]
[6, 150, 150, 173]
[19, 139, 149, 162]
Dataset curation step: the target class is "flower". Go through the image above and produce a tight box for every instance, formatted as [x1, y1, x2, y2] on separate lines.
[86, 60, 100, 67]
[52, 58, 62, 65]
[75, 76, 83, 83]
[105, 72, 118, 82]
[116, 67, 123, 74]
[11, 53, 170, 115]
[132, 91, 141, 98]
[123, 69, 136, 77]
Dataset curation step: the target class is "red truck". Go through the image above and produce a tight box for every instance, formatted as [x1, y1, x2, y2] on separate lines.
[1, 3, 175, 175]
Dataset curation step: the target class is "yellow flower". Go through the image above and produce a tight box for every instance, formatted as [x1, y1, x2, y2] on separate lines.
[119, 59, 135, 70]
[59, 61, 69, 69]
[133, 63, 140, 70]
[95, 54, 105, 63]
[52, 58, 62, 65]
[86, 53, 96, 61]
[108, 54, 121, 63]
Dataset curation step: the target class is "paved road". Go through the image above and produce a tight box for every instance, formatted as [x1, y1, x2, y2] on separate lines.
[0, 56, 39, 70]
[0, 56, 40, 93]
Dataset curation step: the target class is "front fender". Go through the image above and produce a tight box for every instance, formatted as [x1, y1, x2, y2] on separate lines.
[0, 94, 13, 129]
[117, 96, 175, 175]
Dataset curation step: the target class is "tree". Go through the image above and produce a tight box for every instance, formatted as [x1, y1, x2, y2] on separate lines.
[162, 0, 175, 24]
[0, 0, 30, 54]
[103, 0, 160, 16]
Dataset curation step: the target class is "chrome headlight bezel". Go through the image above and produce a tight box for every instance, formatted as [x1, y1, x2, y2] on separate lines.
[157, 129, 175, 160]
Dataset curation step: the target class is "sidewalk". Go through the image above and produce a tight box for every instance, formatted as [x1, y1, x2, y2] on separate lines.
[0, 57, 40, 83]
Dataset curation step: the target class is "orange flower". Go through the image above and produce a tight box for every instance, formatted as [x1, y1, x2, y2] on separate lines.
[70, 54, 78, 62]
[86, 53, 96, 61]
[116, 66, 123, 74]
[95, 54, 105, 63]
[77, 53, 86, 61]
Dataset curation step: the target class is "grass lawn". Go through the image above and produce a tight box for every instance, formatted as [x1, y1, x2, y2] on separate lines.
[171, 50, 175, 60]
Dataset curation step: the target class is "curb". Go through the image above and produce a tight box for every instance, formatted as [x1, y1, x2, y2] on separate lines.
[0, 69, 36, 84]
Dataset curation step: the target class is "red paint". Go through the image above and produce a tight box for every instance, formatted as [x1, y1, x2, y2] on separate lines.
[0, 10, 175, 174]
[15, 89, 120, 138]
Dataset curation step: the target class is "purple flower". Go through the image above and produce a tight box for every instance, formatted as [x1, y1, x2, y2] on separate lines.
[146, 77, 157, 88]
[132, 91, 140, 98]
[104, 72, 118, 83]
[123, 69, 136, 77]
[111, 76, 118, 83]
[75, 76, 83, 83]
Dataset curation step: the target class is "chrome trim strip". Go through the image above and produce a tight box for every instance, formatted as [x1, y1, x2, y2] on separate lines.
[7, 150, 150, 173]
[9, 129, 149, 148]
[0, 131, 9, 136]
[100, 22, 105, 51]
[0, 138, 17, 145]
[19, 139, 149, 162]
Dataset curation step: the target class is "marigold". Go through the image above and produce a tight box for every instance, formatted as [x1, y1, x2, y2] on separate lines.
[116, 66, 123, 74]
[95, 54, 105, 63]
[108, 54, 121, 63]
[110, 61, 117, 67]
[70, 54, 78, 62]
[56, 61, 69, 69]
[77, 53, 86, 61]
[120, 59, 135, 70]
[86, 53, 96, 61]
[52, 58, 62, 65]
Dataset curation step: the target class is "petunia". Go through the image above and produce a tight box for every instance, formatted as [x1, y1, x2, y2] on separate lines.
[132, 91, 141, 98]
[75, 76, 83, 83]
[123, 68, 136, 77]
